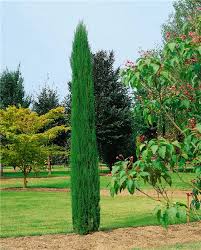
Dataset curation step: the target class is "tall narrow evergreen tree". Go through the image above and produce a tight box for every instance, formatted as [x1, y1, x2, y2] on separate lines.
[70, 22, 100, 234]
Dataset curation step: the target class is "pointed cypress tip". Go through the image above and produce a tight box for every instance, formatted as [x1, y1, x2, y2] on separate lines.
[76, 21, 87, 33]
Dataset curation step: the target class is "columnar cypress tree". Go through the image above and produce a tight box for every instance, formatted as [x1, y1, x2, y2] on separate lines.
[70, 22, 100, 234]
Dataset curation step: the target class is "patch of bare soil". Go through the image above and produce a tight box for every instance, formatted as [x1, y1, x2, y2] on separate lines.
[1, 222, 201, 250]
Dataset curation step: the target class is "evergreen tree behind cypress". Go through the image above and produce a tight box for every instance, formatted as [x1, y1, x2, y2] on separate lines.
[70, 22, 100, 235]
[93, 51, 133, 170]
[33, 86, 59, 115]
[0, 66, 31, 108]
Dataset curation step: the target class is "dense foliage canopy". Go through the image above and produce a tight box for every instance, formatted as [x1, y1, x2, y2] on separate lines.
[111, 8, 201, 227]
[93, 51, 133, 170]
[33, 86, 60, 115]
[0, 66, 31, 109]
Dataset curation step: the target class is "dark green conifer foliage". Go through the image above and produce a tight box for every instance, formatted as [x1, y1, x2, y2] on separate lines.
[0, 66, 31, 108]
[70, 22, 100, 235]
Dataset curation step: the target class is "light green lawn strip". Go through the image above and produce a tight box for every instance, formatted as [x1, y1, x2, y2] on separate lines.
[0, 173, 196, 190]
[0, 191, 166, 238]
[0, 191, 190, 238]
[2, 165, 110, 178]
[0, 177, 71, 189]
[135, 241, 201, 250]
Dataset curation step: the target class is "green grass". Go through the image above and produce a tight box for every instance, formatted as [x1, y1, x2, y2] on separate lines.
[0, 172, 196, 191]
[1, 167, 199, 238]
[0, 177, 70, 189]
[0, 191, 188, 238]
[2, 165, 110, 178]
[3, 171, 69, 178]
[3, 166, 69, 178]
[0, 176, 112, 189]
[141, 241, 201, 250]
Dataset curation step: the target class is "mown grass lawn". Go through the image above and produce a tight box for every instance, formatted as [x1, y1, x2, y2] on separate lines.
[0, 166, 199, 238]
[0, 166, 197, 190]
[132, 241, 201, 250]
[0, 175, 112, 189]
[0, 191, 188, 238]
[2, 165, 109, 178]
[145, 241, 201, 250]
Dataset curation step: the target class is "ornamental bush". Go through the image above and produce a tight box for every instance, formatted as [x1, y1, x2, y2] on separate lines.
[111, 14, 201, 227]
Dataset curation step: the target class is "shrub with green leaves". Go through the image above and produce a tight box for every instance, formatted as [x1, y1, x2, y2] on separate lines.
[111, 125, 201, 227]
[111, 14, 201, 227]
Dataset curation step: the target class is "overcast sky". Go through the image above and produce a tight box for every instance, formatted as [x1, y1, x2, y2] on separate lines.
[0, 0, 174, 100]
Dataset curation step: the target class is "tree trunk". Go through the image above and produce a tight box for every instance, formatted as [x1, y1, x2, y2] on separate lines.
[47, 155, 51, 176]
[0, 163, 3, 177]
[23, 166, 27, 187]
[23, 175, 28, 188]
[108, 164, 113, 172]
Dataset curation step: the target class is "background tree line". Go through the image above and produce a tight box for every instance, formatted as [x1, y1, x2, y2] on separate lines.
[1, 0, 197, 172]
[0, 52, 134, 171]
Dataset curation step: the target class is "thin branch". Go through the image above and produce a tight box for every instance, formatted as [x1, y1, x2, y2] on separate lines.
[136, 187, 166, 204]
[160, 105, 184, 135]
[175, 171, 201, 192]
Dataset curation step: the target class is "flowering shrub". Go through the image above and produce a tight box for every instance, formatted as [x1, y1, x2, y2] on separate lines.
[111, 17, 201, 227]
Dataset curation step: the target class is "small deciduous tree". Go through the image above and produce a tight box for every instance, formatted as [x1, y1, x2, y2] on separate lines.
[70, 22, 100, 234]
[33, 85, 69, 171]
[0, 106, 68, 187]
[112, 14, 201, 227]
